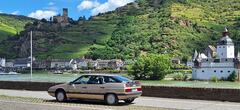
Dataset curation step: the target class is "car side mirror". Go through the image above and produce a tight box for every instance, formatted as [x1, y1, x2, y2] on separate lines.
[69, 82, 73, 85]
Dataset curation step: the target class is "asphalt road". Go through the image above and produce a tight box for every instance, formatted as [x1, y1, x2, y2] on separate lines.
[1, 89, 240, 110]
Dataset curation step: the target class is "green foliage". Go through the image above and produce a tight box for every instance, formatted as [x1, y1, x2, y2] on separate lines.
[211, 76, 218, 82]
[173, 72, 184, 81]
[171, 64, 190, 70]
[227, 71, 237, 82]
[89, 0, 240, 60]
[129, 54, 171, 80]
[2, 0, 240, 59]
[173, 72, 189, 81]
[0, 14, 34, 40]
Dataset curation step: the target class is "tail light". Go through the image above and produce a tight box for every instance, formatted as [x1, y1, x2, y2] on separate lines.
[125, 88, 132, 92]
[137, 88, 142, 91]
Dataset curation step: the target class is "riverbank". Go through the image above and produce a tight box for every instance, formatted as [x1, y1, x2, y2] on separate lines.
[0, 72, 240, 89]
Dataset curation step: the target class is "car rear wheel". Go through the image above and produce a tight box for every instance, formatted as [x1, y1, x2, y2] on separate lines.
[124, 98, 135, 104]
[56, 90, 67, 102]
[105, 94, 118, 105]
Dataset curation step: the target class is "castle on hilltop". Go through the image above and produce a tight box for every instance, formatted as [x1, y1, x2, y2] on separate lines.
[192, 28, 240, 81]
[53, 8, 69, 25]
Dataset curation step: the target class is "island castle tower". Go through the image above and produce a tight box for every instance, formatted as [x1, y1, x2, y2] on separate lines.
[192, 28, 240, 81]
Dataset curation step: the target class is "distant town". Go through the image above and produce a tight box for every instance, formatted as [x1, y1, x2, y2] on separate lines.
[0, 58, 133, 73]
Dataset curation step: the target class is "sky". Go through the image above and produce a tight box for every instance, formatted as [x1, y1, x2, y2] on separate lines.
[0, 0, 135, 20]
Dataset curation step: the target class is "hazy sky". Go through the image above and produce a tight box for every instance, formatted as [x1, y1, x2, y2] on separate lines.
[0, 0, 135, 20]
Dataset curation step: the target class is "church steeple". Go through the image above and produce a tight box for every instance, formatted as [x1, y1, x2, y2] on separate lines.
[222, 27, 229, 37]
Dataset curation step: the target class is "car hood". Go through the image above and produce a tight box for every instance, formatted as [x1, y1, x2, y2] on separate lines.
[48, 83, 68, 92]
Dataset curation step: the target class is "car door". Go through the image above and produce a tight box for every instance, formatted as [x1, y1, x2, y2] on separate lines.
[67, 75, 91, 99]
[85, 75, 106, 100]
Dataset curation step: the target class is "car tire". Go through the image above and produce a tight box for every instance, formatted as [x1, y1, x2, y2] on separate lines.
[105, 94, 118, 105]
[124, 98, 135, 104]
[55, 90, 67, 102]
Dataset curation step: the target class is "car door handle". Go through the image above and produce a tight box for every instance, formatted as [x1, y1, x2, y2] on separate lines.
[100, 87, 105, 89]
[82, 87, 87, 89]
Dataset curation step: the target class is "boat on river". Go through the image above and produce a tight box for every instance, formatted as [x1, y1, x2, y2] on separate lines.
[0, 71, 20, 75]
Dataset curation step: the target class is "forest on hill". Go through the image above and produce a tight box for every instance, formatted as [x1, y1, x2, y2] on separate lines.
[0, 0, 240, 61]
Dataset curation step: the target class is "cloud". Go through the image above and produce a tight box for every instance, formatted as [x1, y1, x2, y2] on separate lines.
[94, 0, 135, 15]
[77, 0, 100, 10]
[43, 6, 58, 11]
[0, 10, 3, 13]
[28, 10, 57, 19]
[48, 2, 55, 6]
[11, 11, 20, 15]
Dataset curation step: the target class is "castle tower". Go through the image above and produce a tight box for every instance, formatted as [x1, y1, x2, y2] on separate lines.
[63, 8, 68, 17]
[216, 28, 235, 58]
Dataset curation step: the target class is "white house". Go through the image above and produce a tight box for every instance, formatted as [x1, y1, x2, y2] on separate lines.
[0, 58, 6, 67]
[192, 28, 240, 80]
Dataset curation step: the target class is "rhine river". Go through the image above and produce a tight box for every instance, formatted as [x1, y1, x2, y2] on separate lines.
[0, 73, 80, 83]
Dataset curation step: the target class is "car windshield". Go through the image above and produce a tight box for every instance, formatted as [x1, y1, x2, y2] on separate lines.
[112, 75, 132, 82]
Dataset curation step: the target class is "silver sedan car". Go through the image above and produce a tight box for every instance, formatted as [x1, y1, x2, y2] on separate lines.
[48, 74, 142, 105]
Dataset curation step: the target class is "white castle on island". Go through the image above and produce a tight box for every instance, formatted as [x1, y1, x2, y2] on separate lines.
[192, 28, 240, 80]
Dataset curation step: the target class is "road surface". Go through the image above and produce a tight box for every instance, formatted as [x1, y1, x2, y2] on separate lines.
[0, 89, 240, 110]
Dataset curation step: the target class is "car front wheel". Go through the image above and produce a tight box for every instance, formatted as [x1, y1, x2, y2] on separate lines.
[124, 98, 135, 104]
[56, 90, 67, 102]
[105, 94, 118, 105]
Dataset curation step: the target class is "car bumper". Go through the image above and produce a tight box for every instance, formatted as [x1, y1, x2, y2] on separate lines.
[117, 92, 142, 100]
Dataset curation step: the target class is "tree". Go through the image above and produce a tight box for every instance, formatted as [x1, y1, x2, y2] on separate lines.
[129, 53, 171, 80]
[40, 18, 48, 23]
[227, 71, 237, 82]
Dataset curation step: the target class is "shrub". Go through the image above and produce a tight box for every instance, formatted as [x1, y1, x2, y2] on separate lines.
[173, 72, 189, 81]
[183, 74, 189, 81]
[129, 54, 171, 80]
[227, 71, 237, 82]
[110, 70, 121, 73]
[173, 72, 184, 81]
[211, 76, 218, 82]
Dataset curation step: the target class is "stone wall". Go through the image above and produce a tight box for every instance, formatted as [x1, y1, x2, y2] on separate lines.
[142, 86, 240, 102]
[0, 81, 61, 91]
[1, 81, 240, 102]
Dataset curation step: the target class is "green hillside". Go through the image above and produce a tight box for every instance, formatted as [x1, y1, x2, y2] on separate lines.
[1, 0, 240, 60]
[88, 0, 240, 60]
[0, 13, 119, 59]
[0, 14, 34, 41]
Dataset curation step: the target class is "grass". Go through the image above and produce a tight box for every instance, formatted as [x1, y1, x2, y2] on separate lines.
[33, 19, 117, 59]
[0, 14, 34, 41]
[139, 80, 240, 89]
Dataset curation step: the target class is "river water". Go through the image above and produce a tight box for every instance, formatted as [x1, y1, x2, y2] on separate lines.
[0, 73, 80, 83]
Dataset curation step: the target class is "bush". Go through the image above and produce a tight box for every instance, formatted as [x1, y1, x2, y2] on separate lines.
[110, 70, 121, 73]
[211, 76, 218, 82]
[227, 71, 237, 82]
[173, 72, 184, 81]
[173, 72, 189, 81]
[129, 54, 171, 80]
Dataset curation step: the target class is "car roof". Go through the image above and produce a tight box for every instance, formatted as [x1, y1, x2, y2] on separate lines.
[80, 74, 120, 77]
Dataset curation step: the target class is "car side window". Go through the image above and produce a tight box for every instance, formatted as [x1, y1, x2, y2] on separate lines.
[87, 76, 102, 84]
[103, 76, 118, 83]
[74, 75, 91, 84]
